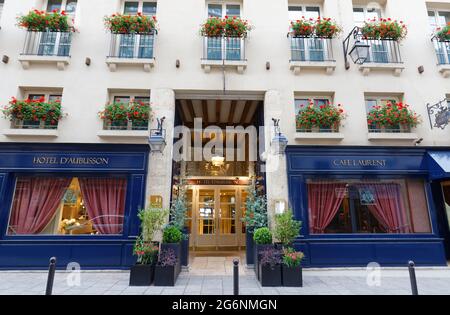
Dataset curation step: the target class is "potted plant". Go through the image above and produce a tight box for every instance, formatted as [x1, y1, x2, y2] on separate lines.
[129, 236, 159, 286]
[273, 209, 302, 249]
[259, 247, 282, 287]
[296, 100, 345, 133]
[127, 101, 151, 130]
[154, 248, 178, 286]
[282, 247, 305, 287]
[253, 227, 273, 280]
[137, 206, 169, 246]
[161, 225, 183, 275]
[314, 17, 342, 38]
[290, 18, 315, 37]
[3, 96, 65, 129]
[17, 9, 74, 32]
[241, 184, 268, 265]
[366, 101, 420, 133]
[99, 102, 129, 130]
[104, 12, 157, 34]
[200, 16, 225, 37]
[436, 23, 450, 42]
[223, 16, 252, 38]
[168, 183, 190, 267]
[361, 18, 407, 41]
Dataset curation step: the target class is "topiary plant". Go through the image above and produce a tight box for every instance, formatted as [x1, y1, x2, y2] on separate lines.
[253, 227, 273, 245]
[242, 184, 268, 234]
[162, 226, 183, 244]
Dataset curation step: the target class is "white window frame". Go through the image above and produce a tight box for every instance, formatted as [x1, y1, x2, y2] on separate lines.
[364, 95, 400, 112]
[206, 1, 242, 18]
[353, 5, 382, 27]
[288, 4, 321, 21]
[122, 1, 157, 16]
[428, 9, 450, 33]
[45, 0, 78, 17]
[295, 95, 332, 112]
[25, 91, 63, 103]
[110, 92, 150, 104]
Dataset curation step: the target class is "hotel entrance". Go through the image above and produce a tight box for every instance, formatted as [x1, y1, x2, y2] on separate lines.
[186, 185, 248, 250]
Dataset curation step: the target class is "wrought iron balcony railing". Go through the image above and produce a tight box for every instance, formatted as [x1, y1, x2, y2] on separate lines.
[359, 38, 402, 64]
[432, 36, 450, 65]
[21, 31, 72, 57]
[290, 36, 335, 62]
[108, 32, 156, 59]
[202, 36, 246, 61]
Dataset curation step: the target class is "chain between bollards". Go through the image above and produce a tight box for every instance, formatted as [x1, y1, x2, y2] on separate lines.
[408, 260, 418, 296]
[233, 259, 239, 295]
[45, 257, 57, 296]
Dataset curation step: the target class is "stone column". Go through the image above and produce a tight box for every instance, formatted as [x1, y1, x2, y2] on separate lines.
[263, 90, 289, 227]
[146, 88, 176, 211]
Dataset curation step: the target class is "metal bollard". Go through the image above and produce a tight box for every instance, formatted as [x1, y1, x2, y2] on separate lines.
[408, 261, 419, 296]
[233, 259, 239, 295]
[45, 257, 57, 296]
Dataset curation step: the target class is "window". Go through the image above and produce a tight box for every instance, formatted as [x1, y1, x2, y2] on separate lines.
[295, 97, 330, 114]
[105, 93, 150, 130]
[307, 178, 432, 234]
[288, 5, 320, 21]
[428, 10, 450, 33]
[207, 3, 241, 18]
[46, 0, 77, 16]
[124, 1, 157, 16]
[0, 0, 4, 21]
[365, 95, 401, 132]
[7, 176, 128, 236]
[353, 6, 381, 26]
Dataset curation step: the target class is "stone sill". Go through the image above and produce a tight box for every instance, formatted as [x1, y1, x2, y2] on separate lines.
[295, 132, 344, 140]
[359, 63, 405, 76]
[3, 128, 58, 137]
[106, 57, 155, 72]
[290, 60, 336, 75]
[97, 130, 149, 138]
[201, 59, 247, 74]
[368, 132, 418, 141]
[437, 64, 450, 78]
[18, 55, 70, 70]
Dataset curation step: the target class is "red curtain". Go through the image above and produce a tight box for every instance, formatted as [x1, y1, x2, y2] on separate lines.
[79, 178, 127, 235]
[308, 182, 347, 234]
[358, 183, 411, 233]
[8, 177, 71, 235]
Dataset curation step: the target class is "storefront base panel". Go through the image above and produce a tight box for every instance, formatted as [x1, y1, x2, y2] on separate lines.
[293, 240, 447, 267]
[0, 241, 136, 270]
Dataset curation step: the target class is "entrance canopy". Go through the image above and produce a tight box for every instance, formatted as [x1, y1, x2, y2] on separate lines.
[427, 151, 450, 180]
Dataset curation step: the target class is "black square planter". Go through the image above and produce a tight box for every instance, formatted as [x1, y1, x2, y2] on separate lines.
[154, 265, 178, 286]
[259, 264, 282, 287]
[245, 232, 254, 265]
[282, 265, 303, 287]
[161, 243, 182, 275]
[254, 244, 274, 280]
[129, 264, 155, 286]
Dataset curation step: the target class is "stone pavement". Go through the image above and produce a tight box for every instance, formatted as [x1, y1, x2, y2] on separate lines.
[1, 265, 450, 295]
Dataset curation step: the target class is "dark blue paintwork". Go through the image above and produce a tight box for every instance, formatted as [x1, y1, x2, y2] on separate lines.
[0, 143, 149, 270]
[286, 146, 448, 267]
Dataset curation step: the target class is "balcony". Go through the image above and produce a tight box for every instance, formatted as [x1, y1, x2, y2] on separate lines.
[3, 119, 59, 138]
[295, 125, 344, 141]
[432, 37, 450, 78]
[18, 31, 72, 70]
[106, 32, 156, 72]
[289, 36, 336, 75]
[358, 39, 404, 76]
[97, 120, 149, 139]
[201, 36, 247, 74]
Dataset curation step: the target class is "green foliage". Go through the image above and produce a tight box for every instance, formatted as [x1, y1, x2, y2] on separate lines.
[162, 226, 183, 244]
[273, 209, 302, 246]
[137, 207, 169, 242]
[436, 24, 450, 41]
[104, 13, 157, 34]
[366, 101, 420, 128]
[3, 97, 64, 126]
[296, 101, 345, 131]
[99, 101, 151, 124]
[17, 10, 71, 32]
[282, 247, 304, 267]
[223, 16, 252, 37]
[242, 185, 268, 233]
[361, 18, 407, 41]
[168, 185, 188, 238]
[200, 17, 225, 37]
[253, 227, 273, 245]
[133, 236, 159, 265]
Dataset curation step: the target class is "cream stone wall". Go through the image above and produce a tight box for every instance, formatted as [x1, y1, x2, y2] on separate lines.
[0, 0, 450, 216]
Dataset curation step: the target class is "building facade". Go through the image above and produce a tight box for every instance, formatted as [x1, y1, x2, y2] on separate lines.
[0, 0, 450, 268]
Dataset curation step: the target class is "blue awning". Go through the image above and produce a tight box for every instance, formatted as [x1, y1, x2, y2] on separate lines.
[427, 151, 450, 179]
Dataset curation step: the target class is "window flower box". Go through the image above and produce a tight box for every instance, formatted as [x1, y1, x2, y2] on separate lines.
[367, 101, 419, 132]
[296, 101, 345, 132]
[17, 9, 74, 33]
[2, 97, 64, 130]
[99, 101, 151, 131]
[360, 18, 407, 41]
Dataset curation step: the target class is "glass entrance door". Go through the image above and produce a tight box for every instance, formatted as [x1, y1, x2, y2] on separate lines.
[191, 186, 247, 249]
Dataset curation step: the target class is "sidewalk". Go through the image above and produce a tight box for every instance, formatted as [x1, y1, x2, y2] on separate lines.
[1, 267, 450, 295]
